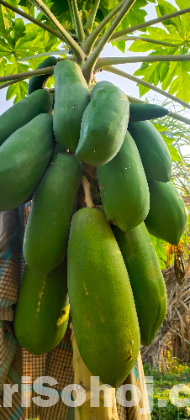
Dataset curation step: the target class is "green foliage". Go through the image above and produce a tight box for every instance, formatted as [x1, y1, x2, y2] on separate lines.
[143, 359, 190, 419]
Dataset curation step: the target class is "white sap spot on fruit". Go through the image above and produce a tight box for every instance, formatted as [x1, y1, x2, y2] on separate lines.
[83, 282, 89, 295]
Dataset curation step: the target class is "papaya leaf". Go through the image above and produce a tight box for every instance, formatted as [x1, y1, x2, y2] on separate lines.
[111, 40, 125, 53]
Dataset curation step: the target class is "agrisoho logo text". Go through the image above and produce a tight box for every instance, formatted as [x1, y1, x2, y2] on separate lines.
[0, 376, 190, 411]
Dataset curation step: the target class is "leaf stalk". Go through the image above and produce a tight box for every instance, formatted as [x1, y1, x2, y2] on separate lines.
[104, 65, 190, 110]
[83, 0, 137, 82]
[95, 54, 190, 71]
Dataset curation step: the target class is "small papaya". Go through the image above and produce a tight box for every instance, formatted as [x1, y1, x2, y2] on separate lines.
[128, 120, 172, 182]
[76, 82, 129, 166]
[67, 207, 140, 387]
[97, 130, 149, 233]
[28, 56, 57, 95]
[0, 89, 53, 146]
[14, 260, 69, 355]
[113, 222, 167, 346]
[23, 153, 82, 276]
[0, 114, 54, 210]
[145, 180, 188, 245]
[53, 60, 90, 152]
[129, 102, 168, 123]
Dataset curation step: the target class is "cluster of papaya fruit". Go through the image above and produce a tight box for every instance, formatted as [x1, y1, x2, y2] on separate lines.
[0, 56, 188, 388]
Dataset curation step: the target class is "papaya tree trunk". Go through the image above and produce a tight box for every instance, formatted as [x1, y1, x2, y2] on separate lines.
[71, 326, 119, 420]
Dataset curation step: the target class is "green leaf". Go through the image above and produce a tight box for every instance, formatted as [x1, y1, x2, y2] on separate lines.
[0, 5, 6, 36]
[115, 0, 148, 33]
[153, 124, 167, 132]
[111, 40, 125, 53]
[11, 18, 25, 44]
[168, 145, 181, 161]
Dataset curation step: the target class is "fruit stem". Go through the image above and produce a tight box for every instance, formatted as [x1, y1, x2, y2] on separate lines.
[104, 65, 190, 110]
[82, 176, 94, 208]
[82, 0, 136, 82]
[71, 326, 119, 420]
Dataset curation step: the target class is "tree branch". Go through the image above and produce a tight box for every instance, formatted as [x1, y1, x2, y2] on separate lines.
[104, 65, 190, 110]
[127, 96, 190, 126]
[0, 0, 64, 41]
[0, 78, 25, 90]
[110, 7, 190, 40]
[95, 54, 190, 71]
[110, 35, 182, 48]
[85, 0, 100, 33]
[83, 0, 137, 82]
[70, 0, 85, 42]
[0, 66, 55, 83]
[82, 0, 125, 55]
[30, 0, 85, 63]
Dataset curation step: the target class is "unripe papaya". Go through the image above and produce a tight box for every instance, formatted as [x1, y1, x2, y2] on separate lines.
[28, 56, 57, 95]
[67, 208, 140, 387]
[128, 120, 172, 182]
[97, 131, 149, 233]
[23, 153, 82, 276]
[53, 60, 90, 152]
[76, 82, 129, 166]
[129, 102, 168, 123]
[14, 260, 69, 355]
[0, 114, 54, 210]
[145, 180, 188, 245]
[113, 222, 167, 346]
[0, 89, 53, 146]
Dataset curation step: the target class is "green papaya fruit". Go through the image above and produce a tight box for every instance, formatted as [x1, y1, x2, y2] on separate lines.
[53, 60, 90, 152]
[128, 120, 172, 182]
[0, 89, 53, 147]
[53, 141, 66, 157]
[28, 56, 57, 95]
[129, 102, 168, 123]
[23, 153, 82, 276]
[97, 131, 149, 233]
[76, 82, 129, 166]
[67, 207, 140, 387]
[0, 114, 54, 211]
[113, 222, 167, 346]
[145, 180, 188, 245]
[14, 260, 69, 355]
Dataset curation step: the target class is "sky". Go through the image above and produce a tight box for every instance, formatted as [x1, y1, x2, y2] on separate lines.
[0, 0, 185, 115]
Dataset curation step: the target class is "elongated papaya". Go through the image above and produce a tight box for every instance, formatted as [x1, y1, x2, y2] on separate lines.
[97, 131, 149, 233]
[129, 102, 168, 123]
[145, 180, 188, 245]
[113, 222, 167, 346]
[0, 114, 54, 210]
[53, 60, 90, 152]
[23, 153, 82, 276]
[14, 260, 69, 355]
[76, 82, 129, 166]
[67, 208, 140, 387]
[28, 56, 57, 95]
[0, 89, 53, 146]
[128, 120, 172, 182]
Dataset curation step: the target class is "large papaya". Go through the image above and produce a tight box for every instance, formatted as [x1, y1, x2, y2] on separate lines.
[0, 89, 53, 146]
[0, 114, 54, 210]
[76, 81, 129, 166]
[53, 60, 90, 152]
[67, 208, 140, 387]
[23, 153, 82, 276]
[14, 260, 69, 355]
[97, 130, 149, 233]
[113, 222, 167, 346]
[145, 180, 188, 245]
[129, 102, 168, 123]
[128, 120, 172, 182]
[28, 56, 57, 95]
